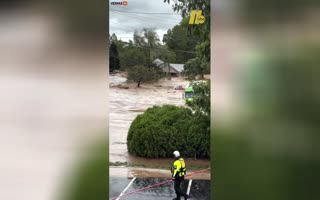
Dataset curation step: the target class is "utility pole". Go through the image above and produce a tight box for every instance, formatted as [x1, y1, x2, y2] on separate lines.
[168, 62, 171, 80]
[161, 54, 171, 80]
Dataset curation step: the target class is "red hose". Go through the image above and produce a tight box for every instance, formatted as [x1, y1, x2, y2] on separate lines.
[110, 168, 210, 200]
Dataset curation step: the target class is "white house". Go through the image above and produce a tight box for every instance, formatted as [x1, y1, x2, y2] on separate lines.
[152, 59, 184, 76]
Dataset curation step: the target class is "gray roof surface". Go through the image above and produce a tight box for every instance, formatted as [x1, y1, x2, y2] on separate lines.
[169, 63, 184, 73]
[152, 59, 184, 73]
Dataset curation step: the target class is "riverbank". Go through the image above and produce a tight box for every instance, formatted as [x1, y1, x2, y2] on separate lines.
[110, 158, 210, 171]
[109, 156, 211, 180]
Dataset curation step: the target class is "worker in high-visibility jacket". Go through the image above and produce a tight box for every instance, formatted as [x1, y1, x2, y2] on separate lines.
[171, 150, 190, 200]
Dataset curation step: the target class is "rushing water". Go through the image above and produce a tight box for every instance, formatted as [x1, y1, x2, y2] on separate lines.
[109, 74, 190, 163]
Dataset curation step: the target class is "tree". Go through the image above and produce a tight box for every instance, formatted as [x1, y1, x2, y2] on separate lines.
[112, 29, 171, 70]
[164, 0, 211, 78]
[186, 80, 210, 116]
[133, 28, 161, 67]
[163, 21, 199, 63]
[118, 45, 146, 70]
[185, 81, 210, 157]
[156, 46, 176, 64]
[133, 28, 161, 49]
[109, 42, 120, 72]
[110, 33, 118, 42]
[164, 0, 210, 39]
[127, 65, 159, 87]
[184, 57, 200, 79]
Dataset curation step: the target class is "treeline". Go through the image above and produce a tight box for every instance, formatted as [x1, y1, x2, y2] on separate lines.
[109, 0, 210, 82]
[109, 24, 199, 72]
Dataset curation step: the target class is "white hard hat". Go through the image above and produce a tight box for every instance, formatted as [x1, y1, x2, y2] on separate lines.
[173, 150, 180, 158]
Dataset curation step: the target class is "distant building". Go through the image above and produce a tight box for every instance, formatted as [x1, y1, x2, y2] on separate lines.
[169, 64, 184, 74]
[152, 59, 184, 76]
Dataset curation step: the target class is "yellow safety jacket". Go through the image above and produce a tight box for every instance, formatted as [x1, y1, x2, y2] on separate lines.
[172, 158, 186, 178]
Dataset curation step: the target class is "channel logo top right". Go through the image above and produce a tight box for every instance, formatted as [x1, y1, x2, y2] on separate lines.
[189, 10, 205, 24]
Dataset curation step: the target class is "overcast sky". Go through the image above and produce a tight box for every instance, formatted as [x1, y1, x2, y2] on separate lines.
[109, 0, 182, 44]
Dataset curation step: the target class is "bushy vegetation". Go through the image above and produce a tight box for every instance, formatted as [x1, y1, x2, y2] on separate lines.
[127, 105, 210, 159]
[164, 0, 211, 79]
[186, 80, 210, 116]
[127, 65, 160, 87]
[109, 0, 211, 79]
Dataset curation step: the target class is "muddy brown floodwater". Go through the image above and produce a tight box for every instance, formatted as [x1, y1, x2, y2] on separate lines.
[109, 73, 210, 170]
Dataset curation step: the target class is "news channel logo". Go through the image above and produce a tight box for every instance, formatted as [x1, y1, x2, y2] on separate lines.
[110, 1, 128, 6]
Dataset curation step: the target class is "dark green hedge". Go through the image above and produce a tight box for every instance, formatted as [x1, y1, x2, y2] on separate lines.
[127, 105, 210, 158]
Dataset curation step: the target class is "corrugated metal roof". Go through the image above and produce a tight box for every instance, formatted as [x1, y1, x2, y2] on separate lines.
[152, 59, 185, 74]
[169, 64, 184, 73]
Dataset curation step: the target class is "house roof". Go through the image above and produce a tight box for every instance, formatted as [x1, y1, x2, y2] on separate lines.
[152, 59, 185, 73]
[169, 64, 184, 73]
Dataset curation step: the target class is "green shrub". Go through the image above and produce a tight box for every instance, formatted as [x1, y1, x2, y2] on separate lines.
[127, 105, 210, 158]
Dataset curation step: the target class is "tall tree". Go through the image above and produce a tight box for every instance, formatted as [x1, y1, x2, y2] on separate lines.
[109, 42, 120, 72]
[163, 20, 199, 63]
[117, 42, 146, 70]
[157, 45, 176, 64]
[164, 0, 211, 79]
[110, 33, 118, 42]
[133, 28, 161, 67]
[127, 65, 159, 87]
[184, 57, 201, 79]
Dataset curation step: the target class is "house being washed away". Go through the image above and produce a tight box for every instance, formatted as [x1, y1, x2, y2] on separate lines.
[152, 58, 184, 76]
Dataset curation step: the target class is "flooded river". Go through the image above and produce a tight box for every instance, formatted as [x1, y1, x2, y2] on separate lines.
[109, 74, 190, 163]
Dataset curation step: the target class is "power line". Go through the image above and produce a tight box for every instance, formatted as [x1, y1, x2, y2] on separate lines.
[109, 46, 195, 69]
[110, 26, 133, 33]
[114, 35, 201, 43]
[110, 27, 207, 41]
[110, 21, 137, 29]
[110, 9, 182, 23]
[111, 11, 180, 27]
[110, 24, 207, 43]
[116, 36, 141, 38]
[123, 11, 181, 23]
[114, 40, 197, 54]
[110, 24, 135, 32]
[109, 53, 185, 69]
[110, 21, 148, 32]
[110, 9, 181, 15]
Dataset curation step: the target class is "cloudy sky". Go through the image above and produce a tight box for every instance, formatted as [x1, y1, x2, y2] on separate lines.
[109, 0, 182, 44]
